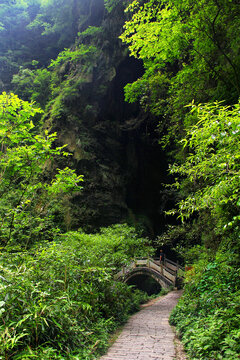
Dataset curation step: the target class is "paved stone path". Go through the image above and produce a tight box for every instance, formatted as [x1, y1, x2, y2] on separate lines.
[100, 291, 182, 360]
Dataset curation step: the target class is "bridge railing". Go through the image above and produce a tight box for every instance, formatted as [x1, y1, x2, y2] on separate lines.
[148, 259, 176, 283]
[152, 257, 184, 272]
[115, 257, 184, 286]
[115, 260, 136, 278]
[165, 258, 185, 272]
[140, 257, 184, 275]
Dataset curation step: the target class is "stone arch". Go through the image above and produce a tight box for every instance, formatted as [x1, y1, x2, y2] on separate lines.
[123, 267, 173, 290]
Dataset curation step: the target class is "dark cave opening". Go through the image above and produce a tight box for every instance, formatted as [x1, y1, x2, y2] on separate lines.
[126, 274, 161, 296]
[124, 133, 170, 236]
[104, 56, 173, 236]
[75, 52, 176, 235]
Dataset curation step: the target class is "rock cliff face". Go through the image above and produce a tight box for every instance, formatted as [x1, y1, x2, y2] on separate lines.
[46, 0, 169, 234]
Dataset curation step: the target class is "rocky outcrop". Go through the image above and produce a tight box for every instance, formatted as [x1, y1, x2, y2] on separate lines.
[46, 0, 169, 234]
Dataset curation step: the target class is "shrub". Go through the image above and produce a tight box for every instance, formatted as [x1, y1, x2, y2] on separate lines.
[170, 251, 240, 359]
[0, 224, 153, 359]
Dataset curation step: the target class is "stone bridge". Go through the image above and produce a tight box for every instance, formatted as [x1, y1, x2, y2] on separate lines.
[115, 257, 184, 289]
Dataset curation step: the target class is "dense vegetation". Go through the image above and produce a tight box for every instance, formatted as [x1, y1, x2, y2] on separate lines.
[0, 0, 240, 359]
[170, 251, 240, 359]
[0, 92, 83, 248]
[121, 0, 240, 359]
[0, 224, 153, 359]
[0, 67, 153, 359]
[168, 103, 240, 359]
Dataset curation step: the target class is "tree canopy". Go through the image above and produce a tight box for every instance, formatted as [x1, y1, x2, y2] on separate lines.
[120, 0, 240, 250]
[0, 0, 105, 92]
[120, 0, 240, 141]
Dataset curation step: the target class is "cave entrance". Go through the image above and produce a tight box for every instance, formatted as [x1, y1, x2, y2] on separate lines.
[126, 274, 161, 296]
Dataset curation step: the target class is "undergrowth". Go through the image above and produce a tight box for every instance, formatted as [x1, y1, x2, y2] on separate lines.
[0, 224, 153, 359]
[170, 249, 240, 360]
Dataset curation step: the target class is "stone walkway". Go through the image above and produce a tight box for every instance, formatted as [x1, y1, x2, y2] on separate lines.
[100, 291, 183, 360]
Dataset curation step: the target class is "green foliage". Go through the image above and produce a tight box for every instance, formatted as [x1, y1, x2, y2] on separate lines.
[78, 26, 103, 39]
[156, 222, 204, 260]
[0, 92, 83, 247]
[104, 0, 121, 13]
[169, 101, 240, 244]
[65, 224, 154, 269]
[170, 251, 240, 359]
[0, 0, 98, 90]
[49, 45, 97, 69]
[124, 72, 170, 118]
[0, 224, 153, 359]
[12, 67, 52, 107]
[120, 0, 240, 144]
[27, 0, 82, 42]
